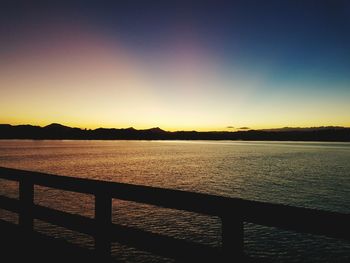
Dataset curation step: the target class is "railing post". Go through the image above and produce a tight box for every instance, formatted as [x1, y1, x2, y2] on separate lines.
[19, 178, 34, 231]
[95, 191, 112, 258]
[221, 213, 244, 261]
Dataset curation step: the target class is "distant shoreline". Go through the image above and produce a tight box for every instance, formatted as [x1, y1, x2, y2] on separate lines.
[1, 123, 349, 142]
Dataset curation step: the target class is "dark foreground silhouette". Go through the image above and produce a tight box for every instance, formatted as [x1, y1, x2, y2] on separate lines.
[0, 167, 349, 263]
[1, 123, 350, 141]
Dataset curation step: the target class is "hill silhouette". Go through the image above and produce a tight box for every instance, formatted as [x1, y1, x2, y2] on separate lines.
[0, 124, 349, 141]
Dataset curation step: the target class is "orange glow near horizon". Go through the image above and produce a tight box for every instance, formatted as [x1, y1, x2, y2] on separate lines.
[1, 21, 350, 131]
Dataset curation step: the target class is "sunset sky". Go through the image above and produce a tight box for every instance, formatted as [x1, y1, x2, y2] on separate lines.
[1, 1, 350, 131]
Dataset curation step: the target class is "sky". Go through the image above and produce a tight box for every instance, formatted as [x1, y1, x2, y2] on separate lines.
[1, 0, 350, 131]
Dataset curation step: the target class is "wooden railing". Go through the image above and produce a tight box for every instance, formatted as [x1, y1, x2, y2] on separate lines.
[0, 167, 349, 262]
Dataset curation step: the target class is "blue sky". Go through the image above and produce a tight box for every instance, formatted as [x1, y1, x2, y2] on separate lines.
[1, 0, 349, 130]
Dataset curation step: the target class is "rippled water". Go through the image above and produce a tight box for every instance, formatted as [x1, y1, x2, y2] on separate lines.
[0, 140, 349, 262]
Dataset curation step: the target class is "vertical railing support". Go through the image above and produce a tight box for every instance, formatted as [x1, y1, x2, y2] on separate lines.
[19, 178, 34, 231]
[221, 213, 244, 261]
[95, 191, 112, 258]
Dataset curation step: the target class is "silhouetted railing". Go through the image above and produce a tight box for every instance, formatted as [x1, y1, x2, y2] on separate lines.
[0, 167, 349, 262]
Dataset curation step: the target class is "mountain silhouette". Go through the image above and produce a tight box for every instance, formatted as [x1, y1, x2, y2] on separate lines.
[44, 123, 72, 129]
[0, 123, 349, 141]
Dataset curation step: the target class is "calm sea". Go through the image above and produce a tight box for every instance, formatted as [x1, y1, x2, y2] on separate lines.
[0, 140, 349, 262]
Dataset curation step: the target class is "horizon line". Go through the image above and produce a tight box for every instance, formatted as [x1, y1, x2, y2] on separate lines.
[1, 122, 349, 132]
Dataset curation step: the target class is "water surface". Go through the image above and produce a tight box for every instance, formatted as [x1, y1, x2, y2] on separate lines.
[0, 140, 349, 262]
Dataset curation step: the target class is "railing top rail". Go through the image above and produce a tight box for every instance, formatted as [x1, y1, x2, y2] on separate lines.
[0, 166, 349, 240]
